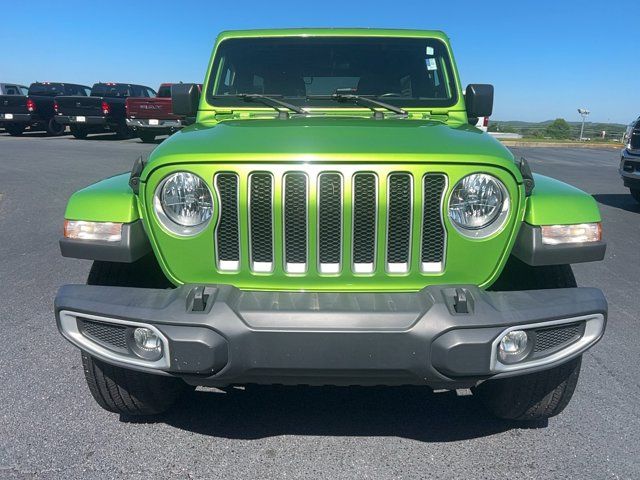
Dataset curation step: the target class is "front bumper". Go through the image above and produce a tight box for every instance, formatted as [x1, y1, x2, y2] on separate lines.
[54, 284, 607, 388]
[620, 149, 640, 189]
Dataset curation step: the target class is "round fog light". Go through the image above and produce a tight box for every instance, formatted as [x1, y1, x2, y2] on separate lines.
[498, 330, 529, 364]
[130, 327, 163, 361]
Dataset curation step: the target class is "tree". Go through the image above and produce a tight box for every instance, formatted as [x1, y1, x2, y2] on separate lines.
[545, 118, 571, 139]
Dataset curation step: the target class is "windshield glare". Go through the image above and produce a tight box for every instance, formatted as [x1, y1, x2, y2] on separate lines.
[208, 37, 458, 109]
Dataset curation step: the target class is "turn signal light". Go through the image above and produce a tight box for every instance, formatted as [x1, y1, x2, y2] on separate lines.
[541, 223, 602, 245]
[101, 101, 110, 115]
[63, 220, 123, 242]
[26, 98, 36, 112]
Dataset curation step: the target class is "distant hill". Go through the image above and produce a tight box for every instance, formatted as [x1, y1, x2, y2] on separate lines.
[489, 120, 627, 140]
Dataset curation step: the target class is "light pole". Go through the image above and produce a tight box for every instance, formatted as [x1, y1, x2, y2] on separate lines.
[578, 108, 590, 141]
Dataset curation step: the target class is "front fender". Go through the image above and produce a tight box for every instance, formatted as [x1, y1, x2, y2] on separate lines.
[61, 173, 151, 262]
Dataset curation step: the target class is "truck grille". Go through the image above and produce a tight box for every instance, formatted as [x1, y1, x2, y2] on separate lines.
[212, 169, 447, 276]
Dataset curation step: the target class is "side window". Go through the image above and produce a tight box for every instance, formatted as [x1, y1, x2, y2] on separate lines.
[146, 88, 157, 98]
[20, 86, 29, 95]
[84, 88, 92, 96]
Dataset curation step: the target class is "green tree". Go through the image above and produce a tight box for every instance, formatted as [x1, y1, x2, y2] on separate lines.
[545, 118, 571, 139]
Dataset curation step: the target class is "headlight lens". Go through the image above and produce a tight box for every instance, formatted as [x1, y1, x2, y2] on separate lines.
[448, 173, 509, 237]
[154, 172, 213, 235]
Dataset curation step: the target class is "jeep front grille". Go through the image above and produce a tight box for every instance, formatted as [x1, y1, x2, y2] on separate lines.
[213, 170, 447, 276]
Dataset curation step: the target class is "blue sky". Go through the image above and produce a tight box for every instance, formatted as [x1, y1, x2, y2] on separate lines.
[1, 0, 637, 123]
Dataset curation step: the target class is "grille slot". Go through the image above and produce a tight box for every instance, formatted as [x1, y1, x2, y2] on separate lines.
[386, 173, 412, 273]
[215, 173, 240, 271]
[421, 174, 447, 272]
[534, 323, 582, 353]
[352, 173, 377, 273]
[284, 173, 308, 272]
[79, 319, 128, 352]
[249, 173, 274, 272]
[318, 173, 343, 273]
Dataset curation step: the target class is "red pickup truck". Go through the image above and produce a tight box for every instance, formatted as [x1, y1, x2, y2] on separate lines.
[126, 83, 198, 143]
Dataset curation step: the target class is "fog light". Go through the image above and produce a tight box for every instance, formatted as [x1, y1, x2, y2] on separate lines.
[130, 327, 163, 361]
[498, 330, 529, 364]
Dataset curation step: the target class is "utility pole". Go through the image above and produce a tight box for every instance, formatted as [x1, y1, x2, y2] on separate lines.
[578, 108, 590, 141]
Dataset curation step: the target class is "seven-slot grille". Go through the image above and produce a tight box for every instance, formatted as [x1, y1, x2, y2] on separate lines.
[213, 171, 447, 275]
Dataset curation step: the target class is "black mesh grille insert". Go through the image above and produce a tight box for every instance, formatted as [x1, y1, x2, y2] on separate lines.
[534, 323, 582, 353]
[215, 173, 240, 263]
[79, 319, 128, 351]
[249, 173, 273, 264]
[387, 174, 412, 264]
[421, 174, 446, 265]
[284, 173, 307, 264]
[318, 173, 342, 264]
[353, 174, 377, 265]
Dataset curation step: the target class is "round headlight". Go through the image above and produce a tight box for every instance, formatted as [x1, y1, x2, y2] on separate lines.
[448, 173, 509, 237]
[154, 172, 213, 235]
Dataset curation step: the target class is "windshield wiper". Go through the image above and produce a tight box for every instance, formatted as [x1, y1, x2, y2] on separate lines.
[230, 93, 307, 117]
[308, 89, 408, 118]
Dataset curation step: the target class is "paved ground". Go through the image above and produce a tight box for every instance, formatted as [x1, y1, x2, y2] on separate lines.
[0, 133, 638, 479]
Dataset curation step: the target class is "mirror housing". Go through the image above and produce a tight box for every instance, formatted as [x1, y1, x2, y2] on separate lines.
[465, 84, 494, 124]
[171, 83, 201, 118]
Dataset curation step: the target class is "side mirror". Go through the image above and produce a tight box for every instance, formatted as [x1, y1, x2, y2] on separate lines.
[171, 83, 201, 117]
[465, 84, 494, 124]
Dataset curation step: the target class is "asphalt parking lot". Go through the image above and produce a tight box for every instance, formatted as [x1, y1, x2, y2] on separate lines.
[0, 133, 638, 479]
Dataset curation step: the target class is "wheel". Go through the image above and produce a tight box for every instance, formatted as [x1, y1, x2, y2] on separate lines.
[479, 258, 581, 420]
[475, 356, 582, 421]
[5, 124, 24, 136]
[70, 125, 88, 139]
[115, 123, 132, 139]
[82, 352, 187, 415]
[46, 117, 65, 136]
[139, 132, 156, 143]
[81, 255, 183, 415]
[630, 189, 640, 203]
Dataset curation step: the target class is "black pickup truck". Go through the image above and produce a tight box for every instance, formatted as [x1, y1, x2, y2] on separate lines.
[0, 82, 90, 136]
[55, 83, 156, 139]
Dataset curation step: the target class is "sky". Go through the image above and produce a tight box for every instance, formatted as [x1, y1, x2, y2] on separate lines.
[1, 0, 637, 124]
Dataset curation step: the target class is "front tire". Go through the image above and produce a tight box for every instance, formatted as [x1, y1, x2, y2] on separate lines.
[479, 258, 581, 420]
[82, 352, 187, 416]
[46, 117, 65, 136]
[81, 256, 183, 415]
[630, 188, 640, 203]
[475, 356, 582, 421]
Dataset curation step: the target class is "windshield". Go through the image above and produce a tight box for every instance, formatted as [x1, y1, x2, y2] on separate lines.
[28, 83, 65, 96]
[91, 84, 132, 97]
[208, 37, 458, 109]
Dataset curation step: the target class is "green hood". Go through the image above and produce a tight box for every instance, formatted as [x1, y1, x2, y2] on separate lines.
[145, 117, 517, 173]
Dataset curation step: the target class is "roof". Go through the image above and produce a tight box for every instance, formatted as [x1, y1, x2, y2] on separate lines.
[216, 28, 449, 42]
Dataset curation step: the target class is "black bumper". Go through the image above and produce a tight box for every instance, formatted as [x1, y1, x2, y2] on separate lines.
[54, 284, 607, 388]
[0, 113, 32, 124]
[620, 149, 640, 189]
[56, 115, 109, 126]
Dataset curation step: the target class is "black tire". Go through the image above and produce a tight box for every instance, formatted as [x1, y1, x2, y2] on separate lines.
[70, 125, 88, 139]
[82, 255, 183, 415]
[630, 189, 640, 203]
[46, 117, 66, 136]
[139, 132, 156, 143]
[475, 356, 582, 421]
[6, 124, 25, 136]
[115, 123, 132, 139]
[82, 352, 187, 415]
[479, 258, 581, 420]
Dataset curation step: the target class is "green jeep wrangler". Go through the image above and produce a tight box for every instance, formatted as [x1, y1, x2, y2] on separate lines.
[55, 29, 607, 421]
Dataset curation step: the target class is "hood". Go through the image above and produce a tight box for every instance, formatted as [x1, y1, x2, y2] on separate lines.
[147, 116, 516, 168]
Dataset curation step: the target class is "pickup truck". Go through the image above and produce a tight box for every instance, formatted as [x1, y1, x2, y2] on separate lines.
[55, 82, 156, 139]
[619, 116, 640, 202]
[0, 82, 90, 136]
[55, 29, 607, 421]
[126, 83, 193, 143]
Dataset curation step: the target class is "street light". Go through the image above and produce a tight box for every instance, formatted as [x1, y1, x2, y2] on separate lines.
[578, 108, 590, 141]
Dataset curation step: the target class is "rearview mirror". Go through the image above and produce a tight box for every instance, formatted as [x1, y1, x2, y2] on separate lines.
[171, 83, 201, 117]
[465, 84, 494, 123]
